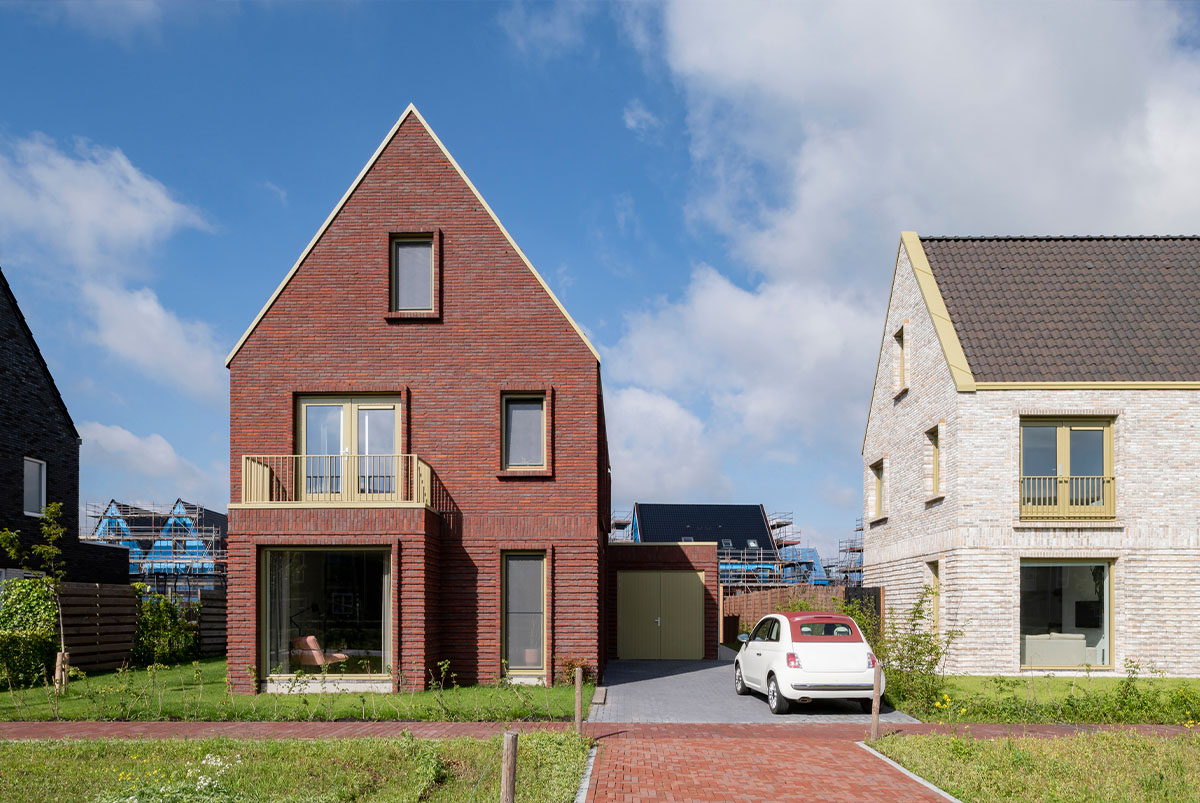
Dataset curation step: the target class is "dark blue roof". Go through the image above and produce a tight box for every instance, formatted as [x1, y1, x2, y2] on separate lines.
[632, 503, 776, 554]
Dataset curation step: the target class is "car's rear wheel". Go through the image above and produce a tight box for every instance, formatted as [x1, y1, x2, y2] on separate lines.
[767, 675, 790, 715]
[733, 663, 750, 696]
[859, 698, 874, 714]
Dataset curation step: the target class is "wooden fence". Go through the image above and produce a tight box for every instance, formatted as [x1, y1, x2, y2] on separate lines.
[60, 582, 137, 672]
[721, 585, 844, 639]
[196, 589, 226, 658]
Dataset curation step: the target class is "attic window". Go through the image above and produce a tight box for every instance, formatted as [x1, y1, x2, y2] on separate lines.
[721, 539, 732, 548]
[747, 539, 759, 550]
[681, 536, 694, 542]
[392, 237, 434, 311]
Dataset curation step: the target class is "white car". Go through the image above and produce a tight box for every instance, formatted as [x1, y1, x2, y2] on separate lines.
[734, 611, 883, 714]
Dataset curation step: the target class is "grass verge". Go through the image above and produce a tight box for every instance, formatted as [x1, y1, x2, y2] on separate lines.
[0, 658, 595, 722]
[896, 669, 1200, 725]
[872, 731, 1200, 802]
[0, 733, 590, 802]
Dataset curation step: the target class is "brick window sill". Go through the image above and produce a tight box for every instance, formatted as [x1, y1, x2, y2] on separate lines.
[497, 469, 554, 480]
[893, 386, 909, 401]
[925, 494, 945, 506]
[385, 311, 440, 323]
[868, 514, 888, 526]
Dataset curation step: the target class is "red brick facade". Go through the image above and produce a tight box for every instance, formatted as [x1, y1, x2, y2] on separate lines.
[226, 108, 608, 692]
[605, 543, 720, 661]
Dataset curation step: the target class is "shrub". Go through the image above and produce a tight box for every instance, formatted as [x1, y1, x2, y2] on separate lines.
[0, 629, 55, 687]
[0, 579, 55, 634]
[132, 590, 198, 667]
[874, 585, 958, 708]
[558, 657, 594, 685]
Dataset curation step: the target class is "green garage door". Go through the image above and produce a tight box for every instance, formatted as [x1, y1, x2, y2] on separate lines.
[616, 570, 705, 659]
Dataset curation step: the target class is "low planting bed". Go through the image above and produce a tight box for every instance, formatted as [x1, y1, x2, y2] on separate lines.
[0, 657, 595, 722]
[873, 731, 1200, 803]
[0, 733, 590, 802]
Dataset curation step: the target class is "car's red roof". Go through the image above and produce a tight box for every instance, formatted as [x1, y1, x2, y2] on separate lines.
[783, 612, 864, 643]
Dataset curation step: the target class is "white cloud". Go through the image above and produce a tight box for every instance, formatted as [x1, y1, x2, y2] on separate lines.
[0, 133, 207, 276]
[606, 266, 876, 450]
[263, 180, 288, 206]
[604, 1, 1200, 509]
[0, 132, 219, 400]
[622, 99, 662, 137]
[499, 0, 598, 58]
[58, 0, 166, 41]
[607, 386, 730, 505]
[79, 421, 227, 508]
[661, 1, 1200, 280]
[81, 283, 226, 401]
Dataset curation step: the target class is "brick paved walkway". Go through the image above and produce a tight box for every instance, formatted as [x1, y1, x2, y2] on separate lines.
[0, 721, 1189, 802]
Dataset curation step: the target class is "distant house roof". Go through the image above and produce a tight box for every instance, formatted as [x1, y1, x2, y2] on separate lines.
[632, 503, 776, 553]
[921, 236, 1200, 383]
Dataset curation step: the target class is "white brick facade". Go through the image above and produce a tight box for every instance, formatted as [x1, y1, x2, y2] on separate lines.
[863, 238, 1200, 676]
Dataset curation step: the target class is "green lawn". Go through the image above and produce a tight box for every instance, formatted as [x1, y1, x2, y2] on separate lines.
[0, 658, 595, 722]
[890, 672, 1200, 724]
[0, 734, 590, 802]
[873, 731, 1200, 802]
[945, 674, 1200, 702]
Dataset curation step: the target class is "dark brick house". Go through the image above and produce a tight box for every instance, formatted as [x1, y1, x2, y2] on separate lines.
[225, 106, 610, 692]
[0, 267, 127, 584]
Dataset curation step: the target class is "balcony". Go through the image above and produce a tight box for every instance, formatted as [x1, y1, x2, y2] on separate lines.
[238, 454, 432, 507]
[1019, 476, 1115, 521]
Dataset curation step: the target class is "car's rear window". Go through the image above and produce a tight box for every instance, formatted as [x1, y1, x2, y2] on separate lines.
[787, 616, 863, 642]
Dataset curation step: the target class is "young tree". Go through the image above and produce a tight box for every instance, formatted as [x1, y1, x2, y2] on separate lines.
[0, 502, 69, 691]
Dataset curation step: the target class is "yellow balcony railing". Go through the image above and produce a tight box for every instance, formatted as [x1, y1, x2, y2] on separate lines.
[1019, 476, 1115, 520]
[240, 454, 432, 507]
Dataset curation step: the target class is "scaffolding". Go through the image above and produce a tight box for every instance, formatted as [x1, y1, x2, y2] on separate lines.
[832, 518, 864, 587]
[81, 499, 227, 601]
[609, 509, 634, 542]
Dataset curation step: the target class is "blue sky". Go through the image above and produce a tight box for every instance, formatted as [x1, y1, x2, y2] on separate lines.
[2, 2, 1200, 561]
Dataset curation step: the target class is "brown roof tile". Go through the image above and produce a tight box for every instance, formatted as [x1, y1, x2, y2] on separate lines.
[922, 236, 1200, 383]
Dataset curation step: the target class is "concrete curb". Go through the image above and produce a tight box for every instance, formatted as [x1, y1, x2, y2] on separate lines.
[573, 743, 598, 803]
[855, 741, 963, 802]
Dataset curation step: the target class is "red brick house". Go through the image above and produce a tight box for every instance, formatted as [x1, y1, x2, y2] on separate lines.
[224, 105, 610, 692]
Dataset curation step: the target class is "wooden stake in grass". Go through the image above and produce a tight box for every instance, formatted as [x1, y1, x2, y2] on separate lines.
[870, 662, 882, 741]
[500, 730, 518, 803]
[574, 666, 583, 734]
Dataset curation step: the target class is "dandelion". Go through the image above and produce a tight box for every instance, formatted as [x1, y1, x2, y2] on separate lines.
[959, 707, 966, 715]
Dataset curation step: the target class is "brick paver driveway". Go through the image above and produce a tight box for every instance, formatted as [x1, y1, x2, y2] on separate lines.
[583, 724, 948, 802]
[592, 658, 918, 724]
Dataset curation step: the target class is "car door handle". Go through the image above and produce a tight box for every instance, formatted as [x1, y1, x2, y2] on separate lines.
[755, 652, 762, 656]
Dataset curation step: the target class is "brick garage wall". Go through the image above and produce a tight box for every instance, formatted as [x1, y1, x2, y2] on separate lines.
[605, 543, 719, 664]
[226, 114, 606, 691]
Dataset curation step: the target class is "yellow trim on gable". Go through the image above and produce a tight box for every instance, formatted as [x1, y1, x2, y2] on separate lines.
[901, 231, 976, 393]
[225, 104, 600, 366]
[976, 381, 1200, 390]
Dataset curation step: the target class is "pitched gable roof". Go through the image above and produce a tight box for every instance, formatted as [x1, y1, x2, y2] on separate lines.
[922, 236, 1200, 383]
[225, 104, 599, 366]
[0, 265, 78, 438]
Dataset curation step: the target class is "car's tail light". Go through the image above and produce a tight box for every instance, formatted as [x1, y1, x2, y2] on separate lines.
[866, 652, 878, 669]
[786, 652, 801, 669]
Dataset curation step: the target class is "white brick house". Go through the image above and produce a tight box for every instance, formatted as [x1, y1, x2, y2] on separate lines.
[863, 233, 1200, 676]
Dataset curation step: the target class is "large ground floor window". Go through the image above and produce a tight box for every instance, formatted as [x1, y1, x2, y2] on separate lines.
[263, 549, 389, 676]
[503, 553, 545, 673]
[1020, 560, 1111, 668]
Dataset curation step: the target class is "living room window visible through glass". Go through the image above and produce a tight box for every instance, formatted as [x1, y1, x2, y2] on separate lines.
[1020, 561, 1110, 668]
[263, 549, 388, 676]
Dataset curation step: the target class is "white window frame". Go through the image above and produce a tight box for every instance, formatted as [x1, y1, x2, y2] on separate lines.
[23, 457, 46, 517]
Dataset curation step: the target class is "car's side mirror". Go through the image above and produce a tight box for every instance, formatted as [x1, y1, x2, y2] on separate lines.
[737, 633, 749, 643]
